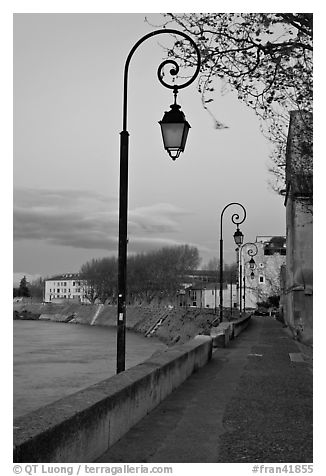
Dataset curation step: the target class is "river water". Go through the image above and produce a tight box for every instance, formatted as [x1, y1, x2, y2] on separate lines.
[13, 320, 167, 418]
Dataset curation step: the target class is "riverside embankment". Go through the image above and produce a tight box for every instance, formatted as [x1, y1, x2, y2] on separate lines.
[13, 302, 253, 462]
[13, 302, 224, 345]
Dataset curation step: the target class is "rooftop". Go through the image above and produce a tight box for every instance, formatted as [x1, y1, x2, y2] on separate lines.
[188, 282, 227, 291]
[46, 273, 81, 281]
[256, 235, 286, 244]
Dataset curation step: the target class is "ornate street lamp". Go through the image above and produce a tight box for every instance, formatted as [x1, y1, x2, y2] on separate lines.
[239, 243, 258, 315]
[219, 203, 246, 322]
[117, 30, 201, 373]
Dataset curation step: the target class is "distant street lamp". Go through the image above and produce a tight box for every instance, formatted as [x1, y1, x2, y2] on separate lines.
[239, 242, 258, 315]
[219, 203, 246, 322]
[249, 257, 256, 269]
[116, 30, 201, 374]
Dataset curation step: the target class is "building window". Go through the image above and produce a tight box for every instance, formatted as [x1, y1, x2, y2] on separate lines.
[57, 288, 60, 293]
[190, 291, 196, 301]
[264, 246, 286, 256]
[73, 281, 75, 286]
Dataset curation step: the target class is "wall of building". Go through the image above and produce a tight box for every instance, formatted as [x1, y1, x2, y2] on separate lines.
[206, 284, 238, 309]
[282, 110, 313, 344]
[44, 276, 88, 303]
[183, 284, 237, 310]
[285, 198, 313, 342]
[242, 278, 258, 309]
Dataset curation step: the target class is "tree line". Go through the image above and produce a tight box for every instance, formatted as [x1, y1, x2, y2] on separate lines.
[79, 245, 239, 305]
[79, 244, 201, 304]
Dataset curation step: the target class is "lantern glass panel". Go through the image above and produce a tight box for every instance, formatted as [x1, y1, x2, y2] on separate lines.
[160, 123, 186, 151]
[180, 123, 190, 150]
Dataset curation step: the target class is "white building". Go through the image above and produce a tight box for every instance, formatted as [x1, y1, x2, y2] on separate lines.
[44, 273, 89, 303]
[178, 282, 238, 310]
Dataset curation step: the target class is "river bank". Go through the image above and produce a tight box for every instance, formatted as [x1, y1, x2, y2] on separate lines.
[13, 302, 224, 345]
[14, 319, 167, 417]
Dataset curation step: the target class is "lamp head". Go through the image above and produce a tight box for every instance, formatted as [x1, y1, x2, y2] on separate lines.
[233, 227, 244, 246]
[159, 103, 190, 160]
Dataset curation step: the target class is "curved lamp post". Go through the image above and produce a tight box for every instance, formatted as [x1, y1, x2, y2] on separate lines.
[219, 203, 246, 322]
[239, 242, 258, 315]
[117, 30, 201, 373]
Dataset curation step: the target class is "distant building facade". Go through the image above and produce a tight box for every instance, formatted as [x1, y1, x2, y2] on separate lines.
[179, 246, 286, 311]
[177, 281, 237, 310]
[238, 236, 286, 310]
[44, 273, 89, 303]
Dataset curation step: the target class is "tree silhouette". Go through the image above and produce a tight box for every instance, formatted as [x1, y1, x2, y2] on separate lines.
[19, 276, 30, 297]
[149, 13, 312, 193]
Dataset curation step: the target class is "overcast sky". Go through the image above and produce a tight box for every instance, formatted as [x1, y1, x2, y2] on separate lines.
[13, 12, 287, 282]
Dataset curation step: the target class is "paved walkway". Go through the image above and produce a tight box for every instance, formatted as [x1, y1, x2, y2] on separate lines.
[97, 316, 313, 463]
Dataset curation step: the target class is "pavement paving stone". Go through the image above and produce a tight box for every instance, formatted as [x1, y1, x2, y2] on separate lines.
[97, 316, 313, 463]
[216, 318, 313, 463]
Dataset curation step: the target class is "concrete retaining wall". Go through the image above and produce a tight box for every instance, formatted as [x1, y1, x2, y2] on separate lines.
[210, 314, 252, 347]
[13, 335, 212, 463]
[13, 304, 218, 345]
[233, 314, 252, 337]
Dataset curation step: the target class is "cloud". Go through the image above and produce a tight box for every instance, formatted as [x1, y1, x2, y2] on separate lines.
[129, 203, 192, 234]
[13, 188, 193, 253]
[14, 188, 118, 250]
